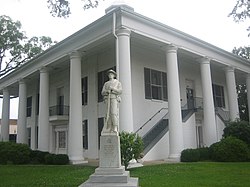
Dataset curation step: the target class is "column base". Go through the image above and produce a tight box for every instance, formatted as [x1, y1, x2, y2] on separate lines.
[69, 157, 88, 165]
[167, 154, 181, 162]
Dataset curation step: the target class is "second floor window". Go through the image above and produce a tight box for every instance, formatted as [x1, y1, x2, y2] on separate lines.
[144, 68, 167, 101]
[82, 77, 88, 105]
[27, 96, 32, 117]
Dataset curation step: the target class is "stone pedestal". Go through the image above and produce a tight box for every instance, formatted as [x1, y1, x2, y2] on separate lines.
[79, 135, 139, 187]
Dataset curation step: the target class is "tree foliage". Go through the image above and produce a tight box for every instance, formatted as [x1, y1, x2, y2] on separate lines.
[120, 131, 143, 169]
[0, 15, 56, 77]
[47, 0, 103, 18]
[229, 0, 250, 36]
[223, 120, 250, 145]
[232, 47, 250, 121]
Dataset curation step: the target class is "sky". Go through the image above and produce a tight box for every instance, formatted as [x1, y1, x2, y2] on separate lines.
[0, 0, 250, 119]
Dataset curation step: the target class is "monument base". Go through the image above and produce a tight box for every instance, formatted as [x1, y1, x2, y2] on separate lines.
[79, 135, 139, 187]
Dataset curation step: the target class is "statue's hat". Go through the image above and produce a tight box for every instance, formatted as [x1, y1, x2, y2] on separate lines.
[107, 69, 117, 77]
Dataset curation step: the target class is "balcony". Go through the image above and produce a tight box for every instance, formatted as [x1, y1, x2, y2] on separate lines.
[49, 105, 69, 122]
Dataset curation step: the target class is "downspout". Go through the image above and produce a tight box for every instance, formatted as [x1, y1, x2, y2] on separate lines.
[113, 12, 119, 80]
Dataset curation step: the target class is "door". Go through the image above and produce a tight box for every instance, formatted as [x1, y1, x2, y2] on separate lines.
[186, 88, 194, 109]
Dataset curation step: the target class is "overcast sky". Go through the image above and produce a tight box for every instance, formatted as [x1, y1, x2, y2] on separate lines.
[0, 0, 250, 118]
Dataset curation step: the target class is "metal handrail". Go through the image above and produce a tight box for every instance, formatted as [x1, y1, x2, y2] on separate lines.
[215, 107, 230, 122]
[135, 107, 168, 134]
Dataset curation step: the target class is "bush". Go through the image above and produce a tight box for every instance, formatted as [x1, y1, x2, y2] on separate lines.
[0, 142, 31, 164]
[120, 131, 143, 169]
[181, 149, 200, 162]
[210, 136, 249, 162]
[45, 153, 69, 165]
[223, 120, 250, 146]
[53, 154, 69, 165]
[197, 147, 210, 161]
[30, 150, 50, 164]
[45, 154, 55, 164]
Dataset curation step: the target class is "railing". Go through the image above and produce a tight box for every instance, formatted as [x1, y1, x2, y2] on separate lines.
[215, 107, 230, 122]
[49, 105, 69, 116]
[135, 108, 168, 134]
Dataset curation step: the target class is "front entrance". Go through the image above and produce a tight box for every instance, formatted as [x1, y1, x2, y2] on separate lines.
[54, 125, 68, 154]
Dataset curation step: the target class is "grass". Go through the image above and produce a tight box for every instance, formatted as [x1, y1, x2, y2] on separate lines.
[0, 162, 250, 186]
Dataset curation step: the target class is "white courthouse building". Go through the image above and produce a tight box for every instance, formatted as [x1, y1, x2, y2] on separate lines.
[1, 4, 250, 163]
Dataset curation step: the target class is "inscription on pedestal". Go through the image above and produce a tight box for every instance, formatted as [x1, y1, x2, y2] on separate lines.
[100, 135, 121, 168]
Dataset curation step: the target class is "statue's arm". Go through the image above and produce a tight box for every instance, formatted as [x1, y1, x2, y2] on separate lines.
[111, 82, 122, 95]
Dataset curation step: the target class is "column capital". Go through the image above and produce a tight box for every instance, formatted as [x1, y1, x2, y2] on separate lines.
[224, 66, 235, 73]
[18, 78, 27, 84]
[69, 50, 82, 60]
[198, 57, 210, 64]
[116, 27, 131, 37]
[39, 66, 49, 73]
[3, 87, 9, 93]
[162, 44, 178, 53]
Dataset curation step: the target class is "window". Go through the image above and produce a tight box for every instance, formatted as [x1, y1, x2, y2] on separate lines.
[82, 120, 88, 149]
[27, 128, 31, 147]
[82, 77, 88, 105]
[36, 94, 39, 115]
[98, 118, 104, 149]
[58, 131, 66, 148]
[98, 67, 116, 102]
[212, 84, 225, 107]
[27, 96, 32, 117]
[144, 68, 167, 101]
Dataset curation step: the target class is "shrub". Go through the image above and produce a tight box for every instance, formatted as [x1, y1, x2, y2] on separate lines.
[30, 150, 50, 164]
[44, 153, 69, 165]
[53, 154, 69, 165]
[0, 142, 31, 164]
[223, 120, 250, 146]
[181, 149, 200, 162]
[197, 147, 210, 161]
[120, 131, 143, 169]
[45, 154, 55, 164]
[210, 136, 249, 162]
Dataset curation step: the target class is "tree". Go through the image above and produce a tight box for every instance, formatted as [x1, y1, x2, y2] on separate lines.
[229, 0, 250, 36]
[232, 47, 250, 121]
[120, 131, 143, 169]
[47, 0, 103, 18]
[0, 15, 56, 77]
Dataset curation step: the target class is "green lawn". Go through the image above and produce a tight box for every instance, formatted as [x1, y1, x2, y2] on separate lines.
[0, 162, 250, 187]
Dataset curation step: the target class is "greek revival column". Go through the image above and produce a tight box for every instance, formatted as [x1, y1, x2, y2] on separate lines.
[1, 88, 10, 141]
[199, 58, 217, 146]
[165, 45, 183, 160]
[38, 67, 50, 151]
[116, 28, 134, 132]
[17, 80, 27, 144]
[246, 74, 250, 121]
[68, 51, 84, 163]
[225, 67, 239, 120]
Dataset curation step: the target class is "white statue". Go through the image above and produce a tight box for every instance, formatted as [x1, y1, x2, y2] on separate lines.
[101, 70, 122, 135]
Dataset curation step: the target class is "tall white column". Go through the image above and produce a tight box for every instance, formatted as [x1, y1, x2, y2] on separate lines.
[199, 58, 217, 146]
[88, 61, 99, 159]
[165, 45, 183, 160]
[68, 51, 84, 164]
[246, 74, 250, 121]
[17, 79, 27, 144]
[1, 88, 10, 141]
[38, 67, 50, 151]
[116, 28, 134, 132]
[225, 67, 239, 120]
